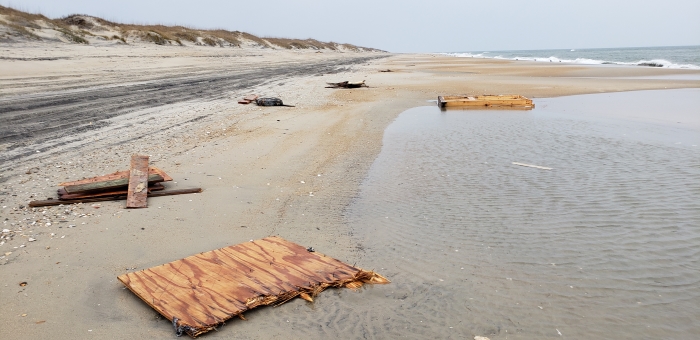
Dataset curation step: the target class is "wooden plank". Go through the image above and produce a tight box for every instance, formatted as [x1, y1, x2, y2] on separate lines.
[438, 94, 534, 108]
[59, 183, 164, 200]
[63, 174, 163, 194]
[28, 188, 202, 207]
[126, 155, 150, 208]
[512, 162, 553, 170]
[117, 236, 389, 337]
[59, 167, 172, 187]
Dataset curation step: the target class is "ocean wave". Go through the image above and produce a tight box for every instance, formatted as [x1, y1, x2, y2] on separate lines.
[444, 53, 700, 69]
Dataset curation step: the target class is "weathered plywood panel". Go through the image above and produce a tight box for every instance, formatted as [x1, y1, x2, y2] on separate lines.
[438, 94, 534, 108]
[118, 236, 389, 337]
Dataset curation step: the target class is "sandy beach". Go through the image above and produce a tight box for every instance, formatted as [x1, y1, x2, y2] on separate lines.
[1, 43, 700, 339]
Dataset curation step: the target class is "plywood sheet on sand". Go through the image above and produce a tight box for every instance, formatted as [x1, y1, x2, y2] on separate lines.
[117, 236, 389, 337]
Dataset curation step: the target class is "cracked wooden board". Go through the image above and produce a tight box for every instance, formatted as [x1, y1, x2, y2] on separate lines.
[58, 166, 172, 187]
[126, 154, 149, 208]
[117, 236, 389, 337]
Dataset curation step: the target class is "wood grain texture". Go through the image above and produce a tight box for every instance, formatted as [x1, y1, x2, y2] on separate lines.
[58, 182, 164, 200]
[63, 174, 163, 194]
[126, 154, 149, 208]
[58, 167, 172, 187]
[117, 236, 389, 337]
[29, 188, 202, 207]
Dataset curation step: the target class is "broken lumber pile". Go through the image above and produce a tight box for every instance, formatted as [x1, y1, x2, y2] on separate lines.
[118, 236, 390, 337]
[28, 154, 202, 208]
[326, 80, 368, 89]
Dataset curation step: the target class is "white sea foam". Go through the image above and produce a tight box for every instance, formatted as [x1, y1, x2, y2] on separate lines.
[444, 53, 700, 69]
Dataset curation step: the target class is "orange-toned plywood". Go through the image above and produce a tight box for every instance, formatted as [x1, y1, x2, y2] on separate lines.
[58, 167, 172, 187]
[117, 236, 389, 337]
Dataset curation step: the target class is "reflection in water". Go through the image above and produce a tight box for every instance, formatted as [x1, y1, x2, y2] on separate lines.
[346, 89, 700, 339]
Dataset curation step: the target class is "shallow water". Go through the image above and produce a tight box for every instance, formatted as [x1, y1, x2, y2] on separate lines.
[346, 89, 700, 339]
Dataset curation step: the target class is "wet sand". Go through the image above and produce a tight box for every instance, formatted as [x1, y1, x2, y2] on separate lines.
[1, 46, 699, 339]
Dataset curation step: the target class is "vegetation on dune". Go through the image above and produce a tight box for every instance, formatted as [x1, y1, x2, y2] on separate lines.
[0, 5, 383, 51]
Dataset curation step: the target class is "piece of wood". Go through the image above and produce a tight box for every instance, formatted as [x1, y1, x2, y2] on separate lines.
[117, 236, 389, 338]
[438, 94, 534, 108]
[59, 167, 172, 187]
[28, 188, 202, 207]
[512, 162, 553, 170]
[63, 174, 163, 194]
[126, 155, 150, 208]
[58, 183, 164, 200]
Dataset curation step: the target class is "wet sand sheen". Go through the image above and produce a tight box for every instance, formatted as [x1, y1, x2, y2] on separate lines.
[347, 89, 700, 339]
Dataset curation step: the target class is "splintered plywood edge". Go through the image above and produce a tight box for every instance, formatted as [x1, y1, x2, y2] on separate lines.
[126, 154, 149, 208]
[117, 236, 389, 337]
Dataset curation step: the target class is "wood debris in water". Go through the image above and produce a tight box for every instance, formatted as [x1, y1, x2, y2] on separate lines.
[118, 236, 389, 338]
[512, 162, 553, 170]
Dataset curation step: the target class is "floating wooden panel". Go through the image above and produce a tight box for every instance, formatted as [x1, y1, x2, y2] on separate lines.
[438, 94, 534, 109]
[118, 236, 389, 337]
[126, 154, 149, 208]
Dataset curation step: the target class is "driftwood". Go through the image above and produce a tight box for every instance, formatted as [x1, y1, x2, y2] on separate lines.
[28, 188, 203, 207]
[118, 236, 389, 337]
[326, 80, 368, 89]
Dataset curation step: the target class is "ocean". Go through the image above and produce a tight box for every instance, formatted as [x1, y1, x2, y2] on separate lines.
[445, 45, 700, 69]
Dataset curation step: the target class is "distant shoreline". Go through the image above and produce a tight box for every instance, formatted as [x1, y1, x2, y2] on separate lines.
[442, 45, 700, 69]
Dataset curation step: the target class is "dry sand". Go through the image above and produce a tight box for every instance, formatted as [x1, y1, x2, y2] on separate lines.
[1, 44, 699, 339]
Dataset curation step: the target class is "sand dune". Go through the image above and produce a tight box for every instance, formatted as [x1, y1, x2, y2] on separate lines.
[0, 5, 382, 51]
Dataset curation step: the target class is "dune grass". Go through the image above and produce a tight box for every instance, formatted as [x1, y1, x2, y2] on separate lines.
[0, 5, 383, 51]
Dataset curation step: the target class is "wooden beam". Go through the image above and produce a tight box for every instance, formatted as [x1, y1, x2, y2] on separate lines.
[28, 188, 203, 207]
[126, 154, 149, 208]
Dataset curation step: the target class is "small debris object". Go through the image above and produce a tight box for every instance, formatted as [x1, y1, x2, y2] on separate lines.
[379, 69, 393, 72]
[255, 97, 295, 107]
[326, 80, 367, 89]
[512, 162, 553, 170]
[118, 236, 389, 337]
[238, 94, 258, 104]
[437, 94, 534, 109]
[19, 281, 27, 287]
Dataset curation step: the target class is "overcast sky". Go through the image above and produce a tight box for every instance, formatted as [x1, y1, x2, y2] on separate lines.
[3, 0, 699, 52]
